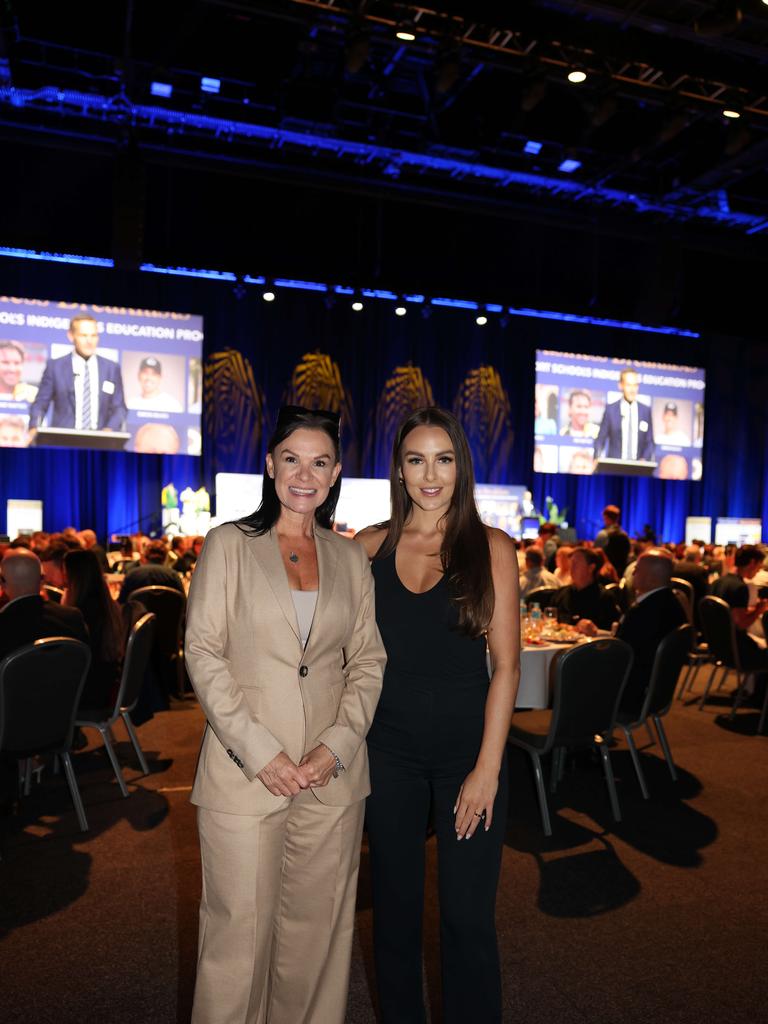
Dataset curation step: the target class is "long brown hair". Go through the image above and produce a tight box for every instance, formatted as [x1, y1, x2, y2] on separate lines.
[376, 407, 493, 637]
[63, 548, 124, 663]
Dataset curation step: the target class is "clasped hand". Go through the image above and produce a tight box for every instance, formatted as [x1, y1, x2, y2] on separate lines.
[256, 745, 337, 797]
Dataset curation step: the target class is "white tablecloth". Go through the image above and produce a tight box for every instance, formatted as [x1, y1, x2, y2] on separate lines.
[517, 644, 565, 709]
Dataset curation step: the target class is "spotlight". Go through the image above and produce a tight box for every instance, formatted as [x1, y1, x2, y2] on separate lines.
[567, 70, 587, 84]
[476, 315, 488, 326]
[395, 21, 416, 43]
[150, 81, 172, 99]
[351, 300, 364, 312]
[558, 158, 581, 173]
[524, 140, 543, 155]
[723, 108, 741, 119]
[395, 305, 407, 317]
[201, 76, 221, 94]
[262, 290, 276, 302]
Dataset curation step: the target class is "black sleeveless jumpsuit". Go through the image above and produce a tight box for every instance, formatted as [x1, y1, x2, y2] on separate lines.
[366, 549, 508, 1024]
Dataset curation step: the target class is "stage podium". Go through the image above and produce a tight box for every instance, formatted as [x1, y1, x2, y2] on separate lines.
[30, 427, 131, 451]
[595, 457, 657, 477]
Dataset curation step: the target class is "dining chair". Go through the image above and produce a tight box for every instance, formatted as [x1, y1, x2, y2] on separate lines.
[507, 637, 633, 836]
[697, 596, 749, 715]
[76, 612, 156, 797]
[615, 624, 693, 798]
[42, 584, 65, 604]
[524, 587, 559, 610]
[128, 585, 186, 697]
[0, 637, 91, 831]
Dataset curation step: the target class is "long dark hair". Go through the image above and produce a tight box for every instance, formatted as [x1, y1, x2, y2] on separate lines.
[236, 406, 342, 536]
[63, 548, 124, 662]
[377, 407, 493, 637]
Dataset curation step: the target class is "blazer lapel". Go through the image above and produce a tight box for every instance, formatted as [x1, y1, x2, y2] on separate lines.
[305, 527, 339, 655]
[246, 530, 302, 647]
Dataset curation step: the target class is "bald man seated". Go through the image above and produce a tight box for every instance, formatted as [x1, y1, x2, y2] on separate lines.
[615, 548, 688, 715]
[0, 548, 88, 664]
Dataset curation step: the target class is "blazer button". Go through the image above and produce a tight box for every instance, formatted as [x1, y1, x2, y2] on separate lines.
[299, 666, 308, 677]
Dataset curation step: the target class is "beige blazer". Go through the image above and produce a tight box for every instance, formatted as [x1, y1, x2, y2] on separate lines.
[185, 522, 385, 816]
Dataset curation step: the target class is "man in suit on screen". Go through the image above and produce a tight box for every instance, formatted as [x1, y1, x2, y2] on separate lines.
[28, 315, 127, 433]
[594, 367, 655, 462]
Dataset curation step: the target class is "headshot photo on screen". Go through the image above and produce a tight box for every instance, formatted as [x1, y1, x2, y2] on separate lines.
[559, 388, 602, 439]
[28, 315, 127, 432]
[658, 453, 689, 480]
[0, 414, 29, 448]
[132, 421, 182, 454]
[653, 398, 692, 447]
[593, 368, 655, 462]
[188, 357, 203, 414]
[562, 447, 596, 475]
[124, 352, 185, 412]
[533, 444, 559, 474]
[0, 339, 46, 404]
[534, 384, 559, 435]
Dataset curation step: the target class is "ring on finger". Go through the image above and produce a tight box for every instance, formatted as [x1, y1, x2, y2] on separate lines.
[473, 810, 486, 819]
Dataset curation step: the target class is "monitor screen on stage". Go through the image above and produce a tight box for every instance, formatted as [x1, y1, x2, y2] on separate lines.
[714, 518, 763, 546]
[534, 350, 705, 480]
[685, 516, 712, 545]
[0, 296, 203, 455]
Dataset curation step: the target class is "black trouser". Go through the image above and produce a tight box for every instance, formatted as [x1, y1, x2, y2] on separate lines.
[366, 744, 508, 1024]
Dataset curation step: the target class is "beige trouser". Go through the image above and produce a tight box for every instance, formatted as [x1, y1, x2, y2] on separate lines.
[191, 790, 365, 1024]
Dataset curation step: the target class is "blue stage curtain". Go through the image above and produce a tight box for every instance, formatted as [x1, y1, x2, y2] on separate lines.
[0, 260, 766, 542]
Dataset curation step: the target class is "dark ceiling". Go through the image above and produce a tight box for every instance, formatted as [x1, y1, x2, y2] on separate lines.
[0, 1, 767, 333]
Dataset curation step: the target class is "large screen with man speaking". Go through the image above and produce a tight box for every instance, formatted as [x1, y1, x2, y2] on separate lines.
[534, 350, 705, 480]
[0, 295, 203, 455]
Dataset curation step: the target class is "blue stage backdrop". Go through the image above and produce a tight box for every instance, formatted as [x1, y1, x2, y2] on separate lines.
[0, 257, 766, 543]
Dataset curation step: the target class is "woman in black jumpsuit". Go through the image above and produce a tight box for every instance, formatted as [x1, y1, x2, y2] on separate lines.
[357, 407, 520, 1024]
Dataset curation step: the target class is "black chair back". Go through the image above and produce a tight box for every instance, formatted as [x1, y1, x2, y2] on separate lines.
[549, 638, 633, 747]
[128, 586, 185, 660]
[42, 585, 64, 604]
[670, 577, 694, 605]
[671, 587, 694, 626]
[604, 582, 628, 612]
[643, 624, 694, 717]
[525, 587, 559, 609]
[699, 596, 740, 669]
[114, 613, 156, 713]
[0, 638, 91, 755]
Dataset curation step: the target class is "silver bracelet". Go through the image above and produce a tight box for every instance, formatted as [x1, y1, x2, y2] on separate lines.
[322, 743, 345, 778]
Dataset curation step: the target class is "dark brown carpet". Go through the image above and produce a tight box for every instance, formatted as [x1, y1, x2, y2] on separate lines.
[1, 672, 767, 1023]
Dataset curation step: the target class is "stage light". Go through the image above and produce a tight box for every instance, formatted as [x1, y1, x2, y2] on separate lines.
[558, 158, 581, 173]
[201, 77, 221, 94]
[395, 21, 416, 42]
[394, 305, 407, 316]
[476, 315, 488, 326]
[351, 300, 364, 311]
[567, 70, 587, 84]
[524, 140, 542, 155]
[262, 290, 276, 302]
[723, 108, 741, 119]
[150, 82, 172, 99]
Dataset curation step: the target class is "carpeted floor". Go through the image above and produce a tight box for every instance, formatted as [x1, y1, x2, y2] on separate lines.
[1, 672, 766, 1024]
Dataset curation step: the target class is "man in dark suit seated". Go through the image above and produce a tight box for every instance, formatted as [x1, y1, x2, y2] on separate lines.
[118, 540, 186, 603]
[0, 548, 89, 662]
[594, 367, 656, 463]
[28, 315, 126, 436]
[550, 547, 621, 635]
[616, 548, 688, 714]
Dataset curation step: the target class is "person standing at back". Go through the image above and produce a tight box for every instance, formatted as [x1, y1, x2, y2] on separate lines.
[356, 407, 520, 1024]
[595, 504, 631, 575]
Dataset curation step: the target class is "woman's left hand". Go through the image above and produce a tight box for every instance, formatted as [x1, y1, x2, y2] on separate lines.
[299, 744, 338, 788]
[454, 766, 499, 839]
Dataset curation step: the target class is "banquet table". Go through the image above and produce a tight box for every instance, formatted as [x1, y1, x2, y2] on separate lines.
[517, 643, 568, 709]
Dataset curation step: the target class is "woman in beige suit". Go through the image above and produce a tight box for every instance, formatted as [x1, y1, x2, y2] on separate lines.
[185, 405, 385, 1024]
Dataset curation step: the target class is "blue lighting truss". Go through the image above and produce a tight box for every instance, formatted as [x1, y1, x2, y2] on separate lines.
[0, 245, 700, 338]
[0, 85, 765, 236]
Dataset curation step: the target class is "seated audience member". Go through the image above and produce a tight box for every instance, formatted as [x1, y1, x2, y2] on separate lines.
[594, 547, 620, 585]
[0, 548, 88, 663]
[30, 531, 50, 553]
[710, 545, 768, 671]
[168, 535, 187, 566]
[109, 537, 139, 570]
[39, 537, 81, 590]
[673, 546, 710, 624]
[63, 549, 126, 708]
[550, 547, 621, 635]
[174, 535, 204, 575]
[554, 545, 574, 586]
[747, 552, 768, 641]
[535, 522, 559, 570]
[76, 528, 110, 573]
[615, 549, 688, 713]
[118, 540, 186, 603]
[595, 504, 631, 574]
[520, 548, 559, 599]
